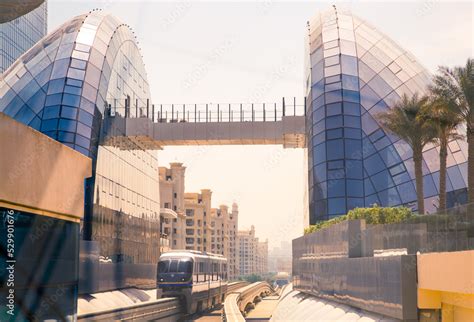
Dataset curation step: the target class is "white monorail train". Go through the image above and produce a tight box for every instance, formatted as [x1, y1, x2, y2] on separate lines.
[156, 250, 228, 314]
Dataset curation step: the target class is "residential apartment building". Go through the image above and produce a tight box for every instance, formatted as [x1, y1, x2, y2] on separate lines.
[257, 239, 269, 275]
[238, 225, 258, 276]
[159, 163, 186, 251]
[184, 189, 212, 252]
[210, 203, 239, 280]
[238, 225, 269, 277]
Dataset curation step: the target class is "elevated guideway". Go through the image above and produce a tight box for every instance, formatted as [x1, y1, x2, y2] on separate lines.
[77, 282, 249, 321]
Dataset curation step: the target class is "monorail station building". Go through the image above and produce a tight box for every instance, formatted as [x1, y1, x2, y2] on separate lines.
[0, 11, 161, 317]
[305, 6, 468, 223]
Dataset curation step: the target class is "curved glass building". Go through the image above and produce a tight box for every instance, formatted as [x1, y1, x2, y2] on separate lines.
[306, 6, 468, 223]
[0, 10, 160, 290]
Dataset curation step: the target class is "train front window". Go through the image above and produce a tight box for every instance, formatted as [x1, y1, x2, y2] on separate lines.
[169, 260, 178, 272]
[178, 260, 193, 273]
[158, 259, 193, 274]
[158, 260, 170, 273]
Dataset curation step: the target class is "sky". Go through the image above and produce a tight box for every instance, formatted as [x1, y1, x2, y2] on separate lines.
[49, 0, 473, 249]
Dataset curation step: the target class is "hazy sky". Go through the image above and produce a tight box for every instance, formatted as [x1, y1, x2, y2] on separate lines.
[49, 1, 473, 249]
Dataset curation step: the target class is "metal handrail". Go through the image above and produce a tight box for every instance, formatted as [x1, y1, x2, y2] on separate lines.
[105, 97, 307, 123]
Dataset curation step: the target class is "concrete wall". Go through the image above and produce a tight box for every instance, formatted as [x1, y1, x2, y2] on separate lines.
[418, 250, 474, 322]
[0, 112, 91, 221]
[0, 112, 91, 320]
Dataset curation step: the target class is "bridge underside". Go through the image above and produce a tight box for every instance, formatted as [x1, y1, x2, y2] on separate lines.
[104, 116, 306, 149]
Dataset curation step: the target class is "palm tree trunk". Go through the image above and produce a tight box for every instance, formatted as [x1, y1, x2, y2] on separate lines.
[439, 133, 448, 211]
[413, 146, 425, 214]
[468, 128, 474, 205]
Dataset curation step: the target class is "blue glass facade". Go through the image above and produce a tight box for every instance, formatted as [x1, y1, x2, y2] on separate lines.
[0, 11, 160, 290]
[0, 1, 47, 73]
[306, 7, 468, 223]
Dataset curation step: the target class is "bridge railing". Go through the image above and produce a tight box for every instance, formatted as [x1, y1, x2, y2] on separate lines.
[223, 281, 274, 321]
[105, 97, 306, 123]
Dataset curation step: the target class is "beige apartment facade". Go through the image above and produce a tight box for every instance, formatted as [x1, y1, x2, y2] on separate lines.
[238, 225, 269, 277]
[238, 225, 258, 276]
[159, 163, 186, 251]
[257, 239, 269, 275]
[184, 189, 213, 252]
[210, 203, 239, 280]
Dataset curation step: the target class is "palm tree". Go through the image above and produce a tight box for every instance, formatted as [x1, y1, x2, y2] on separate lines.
[378, 94, 437, 214]
[421, 97, 463, 211]
[431, 59, 474, 202]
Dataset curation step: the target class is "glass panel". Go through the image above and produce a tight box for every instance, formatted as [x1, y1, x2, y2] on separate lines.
[325, 55, 340, 66]
[328, 198, 346, 215]
[347, 180, 363, 197]
[327, 139, 344, 160]
[326, 102, 342, 116]
[326, 115, 343, 129]
[328, 179, 345, 197]
[325, 64, 341, 77]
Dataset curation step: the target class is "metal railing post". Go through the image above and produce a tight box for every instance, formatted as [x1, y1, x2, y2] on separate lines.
[263, 103, 266, 122]
[126, 95, 130, 118]
[274, 103, 277, 121]
[171, 104, 174, 121]
[195, 104, 197, 122]
[252, 103, 254, 122]
[217, 104, 220, 122]
[206, 104, 208, 122]
[293, 97, 296, 116]
[183, 104, 185, 122]
[160, 104, 163, 122]
[304, 96, 307, 116]
[282, 97, 285, 117]
[146, 99, 149, 119]
[240, 103, 243, 122]
[136, 98, 138, 118]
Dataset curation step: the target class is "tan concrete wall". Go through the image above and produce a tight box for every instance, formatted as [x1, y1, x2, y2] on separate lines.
[418, 250, 474, 294]
[418, 250, 474, 322]
[0, 113, 92, 221]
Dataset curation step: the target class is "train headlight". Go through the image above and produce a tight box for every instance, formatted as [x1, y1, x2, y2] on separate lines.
[160, 278, 163, 281]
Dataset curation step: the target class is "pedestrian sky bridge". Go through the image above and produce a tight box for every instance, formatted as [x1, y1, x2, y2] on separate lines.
[103, 97, 307, 149]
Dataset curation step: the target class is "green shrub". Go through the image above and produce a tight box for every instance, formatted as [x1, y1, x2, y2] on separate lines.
[304, 205, 413, 234]
[304, 214, 348, 234]
[347, 204, 413, 224]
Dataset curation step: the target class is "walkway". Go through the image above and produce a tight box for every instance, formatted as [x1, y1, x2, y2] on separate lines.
[245, 295, 280, 321]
